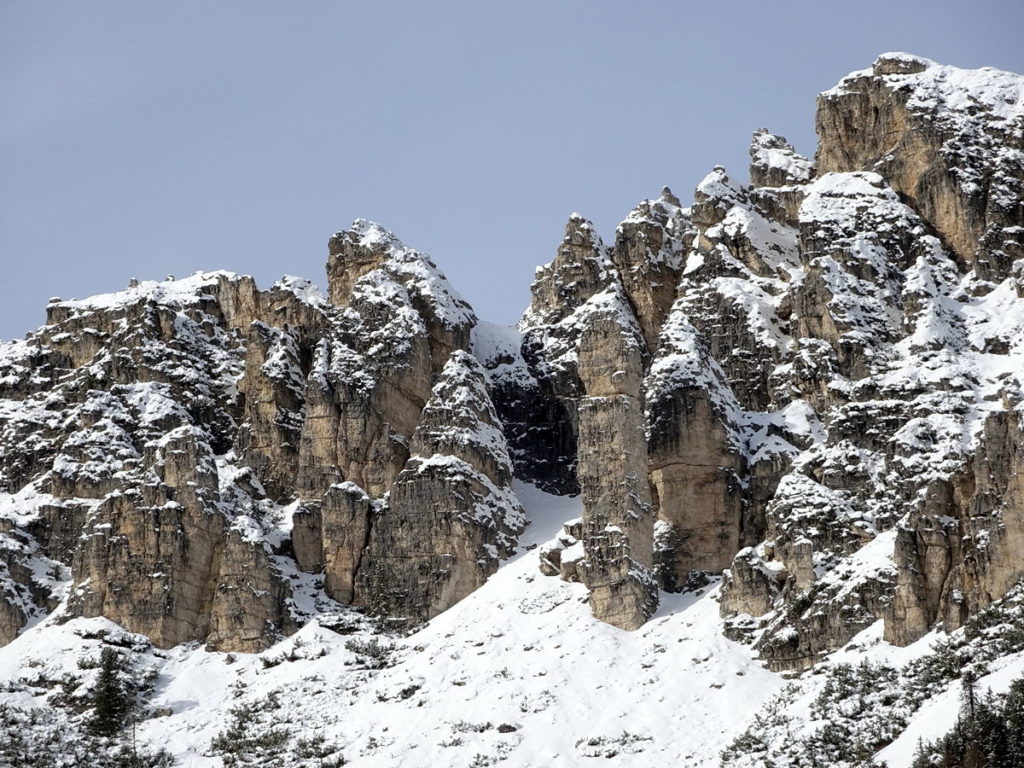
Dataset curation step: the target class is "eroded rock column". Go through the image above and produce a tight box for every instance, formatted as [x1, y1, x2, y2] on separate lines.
[354, 351, 525, 625]
[576, 293, 658, 629]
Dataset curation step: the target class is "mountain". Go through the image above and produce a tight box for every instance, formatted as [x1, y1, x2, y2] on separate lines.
[1, 52, 1023, 767]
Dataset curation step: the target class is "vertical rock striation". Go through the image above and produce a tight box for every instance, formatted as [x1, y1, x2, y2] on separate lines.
[1, 53, 1023, 665]
[575, 287, 658, 629]
[817, 52, 1024, 284]
[355, 351, 525, 624]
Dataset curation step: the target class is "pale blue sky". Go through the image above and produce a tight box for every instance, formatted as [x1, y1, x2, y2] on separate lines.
[2, 1, 1022, 339]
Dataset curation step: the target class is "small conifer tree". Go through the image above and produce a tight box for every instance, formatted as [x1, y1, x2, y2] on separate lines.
[89, 648, 131, 738]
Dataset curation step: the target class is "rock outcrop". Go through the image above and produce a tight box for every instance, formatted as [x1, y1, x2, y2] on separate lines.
[1, 53, 1023, 672]
[609, 188, 690, 352]
[511, 54, 1024, 657]
[887, 405, 1024, 645]
[575, 288, 657, 629]
[0, 223, 517, 650]
[817, 52, 1024, 284]
[714, 55, 1024, 668]
[645, 309, 747, 587]
[355, 351, 525, 624]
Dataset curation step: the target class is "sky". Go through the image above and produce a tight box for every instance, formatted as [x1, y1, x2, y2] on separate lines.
[2, 1, 1022, 340]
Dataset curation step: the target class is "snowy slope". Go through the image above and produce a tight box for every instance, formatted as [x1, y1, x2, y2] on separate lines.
[0, 482, 789, 767]
[4, 480, 1011, 767]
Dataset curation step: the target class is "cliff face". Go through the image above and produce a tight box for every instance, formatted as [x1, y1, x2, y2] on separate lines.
[1, 53, 1023, 682]
[521, 52, 1024, 671]
[0, 224, 518, 651]
[816, 53, 1024, 283]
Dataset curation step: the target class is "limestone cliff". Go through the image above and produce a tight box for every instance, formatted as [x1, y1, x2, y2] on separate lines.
[0, 224, 508, 651]
[0, 53, 1022, 682]
[524, 53, 1024, 667]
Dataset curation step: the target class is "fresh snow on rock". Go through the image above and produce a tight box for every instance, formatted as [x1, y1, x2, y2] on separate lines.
[0, 483, 781, 767]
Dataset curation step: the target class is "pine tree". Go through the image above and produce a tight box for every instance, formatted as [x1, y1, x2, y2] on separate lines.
[89, 648, 131, 738]
[1003, 679, 1024, 765]
[960, 668, 978, 719]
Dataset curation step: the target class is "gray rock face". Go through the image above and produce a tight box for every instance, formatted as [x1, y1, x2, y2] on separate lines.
[816, 53, 1024, 283]
[1, 54, 1023, 671]
[355, 351, 525, 625]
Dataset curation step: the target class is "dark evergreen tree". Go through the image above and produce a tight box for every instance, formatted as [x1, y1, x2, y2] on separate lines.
[89, 648, 131, 738]
[911, 673, 1024, 767]
[1003, 678, 1024, 765]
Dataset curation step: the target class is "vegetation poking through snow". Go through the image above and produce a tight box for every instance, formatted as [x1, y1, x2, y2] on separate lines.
[0, 644, 172, 767]
[89, 647, 133, 737]
[722, 581, 1024, 767]
[912, 674, 1024, 767]
[343, 637, 395, 669]
[210, 688, 345, 767]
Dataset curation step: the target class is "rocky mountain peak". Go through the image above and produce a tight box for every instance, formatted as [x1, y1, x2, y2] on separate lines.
[749, 128, 814, 188]
[817, 53, 1024, 281]
[872, 51, 935, 76]
[326, 219, 394, 303]
[660, 184, 681, 206]
[1, 52, 1023, 767]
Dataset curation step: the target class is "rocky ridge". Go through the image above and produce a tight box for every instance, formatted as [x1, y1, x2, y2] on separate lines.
[0, 52, 1022, 691]
[507, 52, 1024, 668]
[0, 223, 520, 650]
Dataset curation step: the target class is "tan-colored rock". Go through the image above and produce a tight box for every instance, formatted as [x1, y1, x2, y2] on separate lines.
[320, 483, 373, 605]
[0, 241, 510, 652]
[576, 395, 657, 630]
[326, 220, 476, 374]
[498, 213, 616, 496]
[610, 190, 690, 352]
[291, 481, 373, 609]
[525, 215, 612, 335]
[674, 165, 797, 411]
[69, 489, 224, 648]
[0, 594, 23, 646]
[0, 539, 35, 645]
[236, 322, 305, 502]
[299, 220, 475, 500]
[756, 575, 892, 672]
[295, 282, 434, 500]
[645, 307, 746, 583]
[206, 528, 295, 653]
[886, 408, 1024, 645]
[647, 393, 744, 576]
[354, 351, 525, 624]
[576, 301, 644, 400]
[816, 53, 1024, 282]
[720, 547, 784, 618]
[575, 295, 658, 630]
[326, 223, 396, 306]
[749, 129, 813, 189]
[538, 526, 585, 583]
[290, 502, 324, 574]
[5, 55, 1024, 672]
[791, 171, 922, 380]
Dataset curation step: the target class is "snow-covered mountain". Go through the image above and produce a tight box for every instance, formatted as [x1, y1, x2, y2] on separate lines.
[1, 53, 1024, 767]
